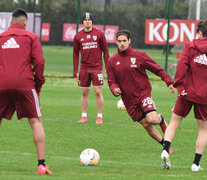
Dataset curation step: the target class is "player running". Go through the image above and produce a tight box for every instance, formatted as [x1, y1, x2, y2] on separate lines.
[107, 30, 175, 152]
[161, 20, 207, 171]
[0, 8, 52, 175]
[73, 12, 109, 124]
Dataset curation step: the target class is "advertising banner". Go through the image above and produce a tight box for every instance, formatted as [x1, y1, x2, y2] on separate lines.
[63, 24, 119, 43]
[145, 19, 199, 44]
[0, 12, 41, 36]
[41, 23, 50, 41]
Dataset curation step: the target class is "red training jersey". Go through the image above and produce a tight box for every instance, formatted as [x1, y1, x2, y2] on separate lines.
[107, 46, 174, 107]
[73, 27, 109, 78]
[174, 36, 207, 104]
[0, 23, 45, 93]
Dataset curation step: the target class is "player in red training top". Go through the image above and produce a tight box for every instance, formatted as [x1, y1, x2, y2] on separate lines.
[107, 30, 175, 153]
[161, 21, 207, 171]
[73, 12, 109, 124]
[0, 8, 52, 175]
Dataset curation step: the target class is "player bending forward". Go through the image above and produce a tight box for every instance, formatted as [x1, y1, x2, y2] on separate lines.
[107, 30, 175, 152]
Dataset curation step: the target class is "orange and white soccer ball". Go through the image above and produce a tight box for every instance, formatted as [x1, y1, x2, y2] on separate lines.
[80, 148, 100, 166]
[117, 99, 126, 110]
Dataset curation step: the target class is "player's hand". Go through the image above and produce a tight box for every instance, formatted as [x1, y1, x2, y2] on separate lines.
[114, 88, 122, 96]
[75, 73, 79, 82]
[169, 84, 176, 94]
[180, 89, 187, 96]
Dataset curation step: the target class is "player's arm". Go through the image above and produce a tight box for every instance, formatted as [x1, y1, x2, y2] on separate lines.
[141, 52, 174, 87]
[31, 35, 45, 95]
[99, 32, 109, 73]
[107, 60, 121, 96]
[173, 43, 190, 90]
[73, 35, 80, 79]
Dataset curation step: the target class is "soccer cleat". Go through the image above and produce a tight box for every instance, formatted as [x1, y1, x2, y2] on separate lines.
[96, 117, 103, 124]
[161, 150, 171, 170]
[168, 145, 173, 154]
[78, 116, 88, 123]
[38, 165, 52, 175]
[160, 115, 168, 134]
[191, 163, 203, 172]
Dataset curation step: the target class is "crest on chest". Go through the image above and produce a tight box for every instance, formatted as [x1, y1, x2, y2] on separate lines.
[130, 57, 137, 68]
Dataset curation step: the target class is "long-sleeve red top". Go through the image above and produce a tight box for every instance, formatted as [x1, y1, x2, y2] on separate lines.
[107, 46, 174, 107]
[73, 28, 109, 78]
[174, 36, 207, 104]
[0, 23, 45, 93]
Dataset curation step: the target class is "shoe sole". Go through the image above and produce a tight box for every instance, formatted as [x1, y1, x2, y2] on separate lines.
[161, 157, 171, 170]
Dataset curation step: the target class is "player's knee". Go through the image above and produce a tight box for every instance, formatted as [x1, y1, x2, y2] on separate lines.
[28, 117, 42, 126]
[94, 90, 102, 97]
[82, 91, 89, 97]
[146, 114, 160, 124]
[139, 119, 150, 129]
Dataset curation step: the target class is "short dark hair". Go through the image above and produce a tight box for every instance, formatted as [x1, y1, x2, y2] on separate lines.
[12, 8, 28, 19]
[116, 30, 131, 40]
[197, 20, 207, 37]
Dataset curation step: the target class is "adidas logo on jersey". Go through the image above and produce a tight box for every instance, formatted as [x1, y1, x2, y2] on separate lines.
[116, 61, 120, 65]
[2, 37, 20, 49]
[194, 54, 207, 65]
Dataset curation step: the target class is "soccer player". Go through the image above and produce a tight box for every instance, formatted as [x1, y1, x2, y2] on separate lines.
[107, 30, 175, 152]
[161, 20, 207, 171]
[0, 8, 52, 175]
[73, 12, 109, 124]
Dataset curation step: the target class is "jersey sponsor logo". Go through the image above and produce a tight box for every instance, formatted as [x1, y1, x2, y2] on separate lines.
[93, 35, 97, 41]
[193, 54, 207, 65]
[130, 57, 137, 68]
[2, 37, 20, 49]
[116, 61, 120, 65]
[82, 42, 97, 49]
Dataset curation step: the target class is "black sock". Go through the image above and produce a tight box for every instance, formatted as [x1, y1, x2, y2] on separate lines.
[159, 138, 164, 146]
[38, 159, 46, 166]
[160, 115, 164, 124]
[163, 140, 171, 153]
[193, 153, 202, 166]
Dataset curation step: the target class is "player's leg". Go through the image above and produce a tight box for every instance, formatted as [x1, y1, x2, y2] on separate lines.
[191, 119, 207, 171]
[94, 86, 103, 124]
[164, 113, 183, 148]
[139, 118, 163, 142]
[28, 117, 45, 160]
[160, 113, 183, 169]
[140, 97, 168, 133]
[161, 96, 191, 170]
[144, 111, 162, 125]
[78, 87, 90, 122]
[195, 120, 207, 154]
[191, 104, 207, 171]
[28, 117, 52, 175]
[15, 89, 52, 174]
[78, 70, 91, 122]
[92, 70, 104, 124]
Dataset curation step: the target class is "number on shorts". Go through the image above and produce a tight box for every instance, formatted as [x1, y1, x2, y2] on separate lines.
[97, 73, 103, 81]
[142, 97, 153, 107]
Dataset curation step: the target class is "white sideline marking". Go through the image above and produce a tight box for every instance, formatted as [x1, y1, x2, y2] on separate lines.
[0, 150, 190, 169]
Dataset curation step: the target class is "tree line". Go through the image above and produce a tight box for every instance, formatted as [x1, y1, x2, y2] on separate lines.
[0, 0, 189, 48]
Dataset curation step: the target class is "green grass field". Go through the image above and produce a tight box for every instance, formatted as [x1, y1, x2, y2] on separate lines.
[1, 46, 207, 179]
